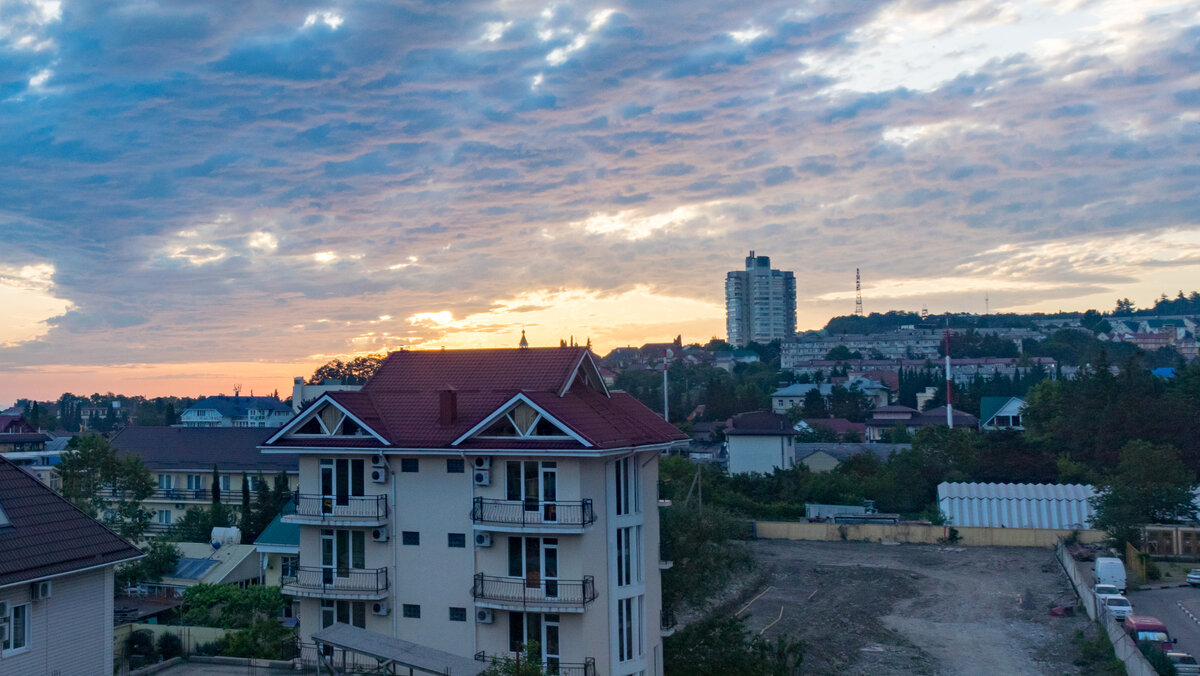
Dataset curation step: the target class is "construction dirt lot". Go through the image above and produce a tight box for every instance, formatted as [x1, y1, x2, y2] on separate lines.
[736, 540, 1095, 675]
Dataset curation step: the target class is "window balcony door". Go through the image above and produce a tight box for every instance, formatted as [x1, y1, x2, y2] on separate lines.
[320, 458, 365, 513]
[509, 536, 559, 600]
[321, 529, 365, 585]
[507, 460, 558, 523]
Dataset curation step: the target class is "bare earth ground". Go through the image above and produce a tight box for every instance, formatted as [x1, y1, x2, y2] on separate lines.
[738, 540, 1092, 676]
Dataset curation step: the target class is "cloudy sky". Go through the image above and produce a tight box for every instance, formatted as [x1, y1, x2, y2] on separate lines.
[2, 0, 1200, 402]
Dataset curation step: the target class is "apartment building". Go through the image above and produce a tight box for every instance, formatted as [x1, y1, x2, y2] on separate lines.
[110, 427, 298, 534]
[0, 456, 143, 674]
[180, 395, 293, 428]
[262, 347, 687, 676]
[725, 251, 796, 347]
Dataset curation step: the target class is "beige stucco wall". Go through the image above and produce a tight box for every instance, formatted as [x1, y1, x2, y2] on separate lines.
[799, 451, 840, 473]
[755, 520, 1106, 547]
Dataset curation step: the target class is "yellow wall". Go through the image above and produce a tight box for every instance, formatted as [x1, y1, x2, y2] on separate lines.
[115, 623, 229, 656]
[798, 452, 840, 473]
[755, 520, 1106, 547]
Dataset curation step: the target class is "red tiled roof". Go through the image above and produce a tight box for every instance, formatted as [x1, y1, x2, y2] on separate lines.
[272, 348, 685, 451]
[0, 456, 143, 587]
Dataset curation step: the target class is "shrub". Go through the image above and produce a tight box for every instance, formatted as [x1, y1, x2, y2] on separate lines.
[125, 630, 156, 660]
[1146, 561, 1162, 581]
[157, 632, 183, 660]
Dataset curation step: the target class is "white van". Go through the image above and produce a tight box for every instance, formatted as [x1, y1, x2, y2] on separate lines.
[1095, 557, 1127, 594]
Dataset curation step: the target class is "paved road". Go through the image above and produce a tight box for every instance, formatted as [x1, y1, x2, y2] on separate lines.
[1127, 586, 1200, 656]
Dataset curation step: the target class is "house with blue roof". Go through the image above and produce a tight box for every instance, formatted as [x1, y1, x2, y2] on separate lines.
[180, 395, 293, 428]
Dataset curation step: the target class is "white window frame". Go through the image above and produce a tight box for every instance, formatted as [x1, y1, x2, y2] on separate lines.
[2, 602, 31, 657]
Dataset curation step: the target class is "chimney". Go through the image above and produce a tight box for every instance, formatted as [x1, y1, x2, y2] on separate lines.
[439, 388, 458, 426]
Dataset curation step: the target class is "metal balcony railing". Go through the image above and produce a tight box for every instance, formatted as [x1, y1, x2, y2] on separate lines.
[471, 498, 595, 528]
[474, 652, 596, 676]
[291, 493, 389, 520]
[145, 488, 243, 503]
[282, 566, 389, 594]
[661, 608, 677, 632]
[472, 574, 596, 608]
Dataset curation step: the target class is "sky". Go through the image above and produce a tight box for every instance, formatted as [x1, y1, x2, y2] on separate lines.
[2, 0, 1200, 403]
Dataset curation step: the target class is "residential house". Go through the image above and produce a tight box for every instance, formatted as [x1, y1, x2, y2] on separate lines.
[798, 418, 867, 440]
[0, 456, 143, 674]
[725, 411, 795, 475]
[261, 347, 687, 676]
[771, 384, 832, 414]
[794, 443, 908, 473]
[141, 541, 262, 598]
[979, 397, 1027, 431]
[180, 395, 293, 428]
[0, 416, 48, 454]
[110, 427, 298, 535]
[864, 405, 979, 441]
[255, 510, 300, 588]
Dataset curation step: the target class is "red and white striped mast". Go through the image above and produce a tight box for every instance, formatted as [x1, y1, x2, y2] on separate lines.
[945, 317, 953, 428]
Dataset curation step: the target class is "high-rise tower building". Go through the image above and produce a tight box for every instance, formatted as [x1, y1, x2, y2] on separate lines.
[725, 251, 796, 347]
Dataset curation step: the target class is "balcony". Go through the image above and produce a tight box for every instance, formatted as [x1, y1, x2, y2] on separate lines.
[474, 652, 595, 676]
[282, 566, 389, 600]
[283, 493, 389, 526]
[661, 609, 677, 637]
[472, 574, 596, 613]
[471, 498, 594, 533]
[144, 488, 242, 504]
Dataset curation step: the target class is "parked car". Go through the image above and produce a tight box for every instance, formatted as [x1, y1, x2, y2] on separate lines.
[1095, 584, 1121, 601]
[1168, 652, 1200, 676]
[1124, 616, 1174, 652]
[1187, 569, 1200, 586]
[1104, 595, 1133, 620]
[1095, 557, 1127, 594]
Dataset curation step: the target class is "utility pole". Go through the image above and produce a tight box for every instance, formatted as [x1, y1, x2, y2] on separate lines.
[945, 316, 953, 428]
[662, 349, 674, 422]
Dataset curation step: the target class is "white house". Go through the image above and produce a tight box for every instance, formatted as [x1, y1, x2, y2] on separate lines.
[724, 411, 796, 475]
[0, 456, 143, 674]
[180, 395, 293, 428]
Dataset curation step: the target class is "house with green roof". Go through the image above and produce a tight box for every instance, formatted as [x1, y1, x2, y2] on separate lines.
[980, 396, 1026, 431]
[254, 508, 299, 588]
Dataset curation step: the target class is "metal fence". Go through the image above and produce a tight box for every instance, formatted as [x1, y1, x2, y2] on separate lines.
[282, 566, 390, 594]
[472, 498, 595, 528]
[472, 574, 597, 607]
[474, 651, 596, 676]
[292, 493, 389, 520]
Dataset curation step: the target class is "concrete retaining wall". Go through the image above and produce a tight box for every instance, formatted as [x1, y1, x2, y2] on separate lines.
[756, 520, 1106, 547]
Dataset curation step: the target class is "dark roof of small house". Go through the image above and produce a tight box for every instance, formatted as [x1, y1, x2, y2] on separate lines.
[795, 442, 909, 462]
[111, 427, 297, 472]
[801, 418, 867, 436]
[726, 411, 793, 436]
[0, 416, 36, 434]
[0, 456, 142, 587]
[0, 433, 51, 444]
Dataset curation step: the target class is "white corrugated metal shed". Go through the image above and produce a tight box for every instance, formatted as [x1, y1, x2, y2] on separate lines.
[937, 482, 1096, 529]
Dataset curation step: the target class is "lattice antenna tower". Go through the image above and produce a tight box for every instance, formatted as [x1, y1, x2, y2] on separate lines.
[854, 268, 864, 316]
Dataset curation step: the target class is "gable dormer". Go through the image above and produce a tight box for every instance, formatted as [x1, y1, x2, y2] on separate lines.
[266, 395, 388, 445]
[559, 351, 610, 398]
[453, 395, 592, 447]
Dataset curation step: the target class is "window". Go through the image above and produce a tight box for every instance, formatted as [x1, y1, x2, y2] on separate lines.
[400, 458, 419, 473]
[616, 527, 636, 587]
[157, 474, 173, 490]
[402, 604, 421, 618]
[402, 531, 420, 546]
[446, 458, 465, 474]
[186, 474, 203, 491]
[447, 533, 466, 548]
[280, 555, 298, 578]
[449, 607, 467, 622]
[615, 456, 640, 516]
[157, 509, 172, 524]
[219, 475, 231, 491]
[618, 597, 634, 661]
[323, 600, 365, 628]
[2, 602, 29, 655]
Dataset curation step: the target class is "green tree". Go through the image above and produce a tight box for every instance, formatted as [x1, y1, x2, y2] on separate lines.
[799, 389, 825, 419]
[116, 539, 180, 589]
[181, 584, 287, 628]
[481, 641, 548, 676]
[660, 504, 754, 612]
[1091, 441, 1197, 548]
[56, 433, 155, 540]
[824, 345, 862, 361]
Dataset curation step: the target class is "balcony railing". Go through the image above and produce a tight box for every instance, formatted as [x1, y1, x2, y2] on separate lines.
[472, 498, 595, 529]
[282, 566, 389, 595]
[290, 493, 389, 521]
[474, 652, 596, 676]
[146, 488, 244, 503]
[472, 574, 596, 609]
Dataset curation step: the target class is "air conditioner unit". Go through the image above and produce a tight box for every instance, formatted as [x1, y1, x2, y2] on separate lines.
[371, 528, 389, 543]
[371, 601, 390, 616]
[472, 469, 491, 486]
[371, 454, 387, 467]
[31, 580, 51, 600]
[371, 466, 389, 484]
[472, 456, 492, 470]
[175, 503, 185, 510]
[476, 608, 494, 624]
[475, 532, 493, 548]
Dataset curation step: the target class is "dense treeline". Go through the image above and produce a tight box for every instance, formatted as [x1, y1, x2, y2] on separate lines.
[661, 358, 1200, 522]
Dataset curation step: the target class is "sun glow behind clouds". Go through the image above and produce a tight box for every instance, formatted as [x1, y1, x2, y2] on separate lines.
[0, 263, 73, 347]
[391, 286, 725, 352]
[570, 201, 726, 240]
